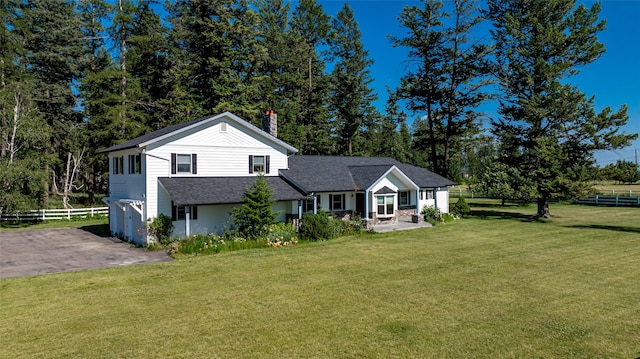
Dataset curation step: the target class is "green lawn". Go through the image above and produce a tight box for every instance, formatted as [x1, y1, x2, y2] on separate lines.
[0, 217, 108, 231]
[1, 201, 638, 358]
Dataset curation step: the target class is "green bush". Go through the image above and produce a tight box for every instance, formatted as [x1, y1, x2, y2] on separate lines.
[172, 234, 268, 255]
[147, 214, 174, 245]
[421, 205, 442, 225]
[264, 222, 298, 247]
[300, 213, 364, 241]
[451, 197, 471, 218]
[300, 213, 331, 241]
[442, 213, 455, 223]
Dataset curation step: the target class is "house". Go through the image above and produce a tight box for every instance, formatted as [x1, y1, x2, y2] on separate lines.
[102, 111, 453, 245]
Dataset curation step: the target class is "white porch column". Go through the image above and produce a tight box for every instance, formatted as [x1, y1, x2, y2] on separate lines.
[364, 191, 369, 219]
[185, 206, 191, 237]
[298, 200, 303, 219]
[313, 194, 318, 214]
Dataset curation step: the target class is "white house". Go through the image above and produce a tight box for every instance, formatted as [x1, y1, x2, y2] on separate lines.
[102, 111, 453, 245]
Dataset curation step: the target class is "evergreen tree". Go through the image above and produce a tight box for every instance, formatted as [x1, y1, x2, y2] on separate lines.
[17, 0, 84, 206]
[253, 0, 300, 145]
[393, 0, 491, 176]
[487, 0, 637, 217]
[290, 0, 333, 154]
[328, 3, 379, 156]
[168, 0, 264, 122]
[231, 174, 279, 235]
[374, 91, 412, 162]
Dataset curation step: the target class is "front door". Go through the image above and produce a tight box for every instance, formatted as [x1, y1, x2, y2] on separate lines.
[356, 193, 365, 217]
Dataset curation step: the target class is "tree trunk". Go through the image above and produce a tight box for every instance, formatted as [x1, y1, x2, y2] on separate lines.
[537, 196, 550, 218]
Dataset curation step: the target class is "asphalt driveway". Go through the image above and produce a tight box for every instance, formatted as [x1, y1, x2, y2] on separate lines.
[0, 227, 172, 279]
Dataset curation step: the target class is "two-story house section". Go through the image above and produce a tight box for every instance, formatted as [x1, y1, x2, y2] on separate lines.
[102, 111, 306, 244]
[103, 111, 454, 246]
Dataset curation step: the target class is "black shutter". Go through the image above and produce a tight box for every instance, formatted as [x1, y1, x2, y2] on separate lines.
[342, 194, 345, 210]
[192, 154, 197, 174]
[265, 155, 270, 174]
[171, 153, 177, 174]
[248, 155, 253, 173]
[171, 202, 177, 221]
[191, 206, 198, 220]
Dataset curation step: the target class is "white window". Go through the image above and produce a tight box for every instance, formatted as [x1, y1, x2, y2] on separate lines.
[399, 191, 410, 206]
[220, 121, 227, 132]
[171, 153, 197, 174]
[329, 194, 345, 211]
[249, 155, 270, 174]
[128, 154, 141, 174]
[377, 195, 395, 216]
[420, 190, 434, 200]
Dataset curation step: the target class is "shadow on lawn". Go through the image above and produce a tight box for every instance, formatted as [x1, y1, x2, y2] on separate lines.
[566, 224, 640, 234]
[469, 209, 538, 222]
[466, 201, 538, 222]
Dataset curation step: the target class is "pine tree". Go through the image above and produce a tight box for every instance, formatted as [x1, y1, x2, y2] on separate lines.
[487, 0, 637, 217]
[290, 0, 333, 154]
[328, 3, 379, 156]
[231, 174, 279, 235]
[168, 0, 264, 122]
[17, 0, 84, 206]
[393, 0, 490, 176]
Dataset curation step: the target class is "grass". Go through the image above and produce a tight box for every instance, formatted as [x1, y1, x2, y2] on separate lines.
[591, 180, 640, 193]
[0, 217, 108, 232]
[1, 201, 639, 358]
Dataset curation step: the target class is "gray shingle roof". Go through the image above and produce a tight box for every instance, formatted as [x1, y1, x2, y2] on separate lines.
[280, 155, 453, 193]
[158, 176, 308, 206]
[102, 112, 298, 154]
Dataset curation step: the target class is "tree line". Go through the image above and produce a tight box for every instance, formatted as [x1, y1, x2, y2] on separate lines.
[1, 0, 636, 217]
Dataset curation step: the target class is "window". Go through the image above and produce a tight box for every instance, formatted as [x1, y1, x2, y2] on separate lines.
[249, 155, 270, 174]
[420, 190, 434, 200]
[377, 195, 394, 216]
[399, 191, 410, 206]
[303, 199, 314, 213]
[172, 204, 198, 221]
[171, 153, 197, 174]
[329, 194, 345, 211]
[128, 154, 141, 174]
[220, 121, 227, 132]
[113, 156, 124, 175]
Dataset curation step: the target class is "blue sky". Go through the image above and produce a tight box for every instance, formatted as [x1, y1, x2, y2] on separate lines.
[317, 0, 640, 166]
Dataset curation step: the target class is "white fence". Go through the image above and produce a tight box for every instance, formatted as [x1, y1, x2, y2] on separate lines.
[575, 195, 640, 207]
[0, 207, 108, 222]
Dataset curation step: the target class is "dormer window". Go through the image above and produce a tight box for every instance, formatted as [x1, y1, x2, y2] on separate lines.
[171, 153, 197, 174]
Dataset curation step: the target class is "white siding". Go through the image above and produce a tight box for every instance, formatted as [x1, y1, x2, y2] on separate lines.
[435, 188, 449, 214]
[108, 149, 146, 199]
[169, 201, 296, 238]
[171, 204, 237, 237]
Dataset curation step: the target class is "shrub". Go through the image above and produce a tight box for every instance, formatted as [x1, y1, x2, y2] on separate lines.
[263, 222, 298, 247]
[300, 213, 331, 241]
[300, 212, 364, 241]
[421, 205, 442, 226]
[147, 214, 174, 245]
[171, 233, 268, 255]
[451, 197, 471, 218]
[442, 213, 455, 223]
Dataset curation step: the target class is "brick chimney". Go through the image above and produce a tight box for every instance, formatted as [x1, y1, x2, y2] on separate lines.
[262, 110, 277, 137]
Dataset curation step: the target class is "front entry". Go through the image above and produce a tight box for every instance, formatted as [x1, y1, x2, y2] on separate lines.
[356, 193, 365, 217]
